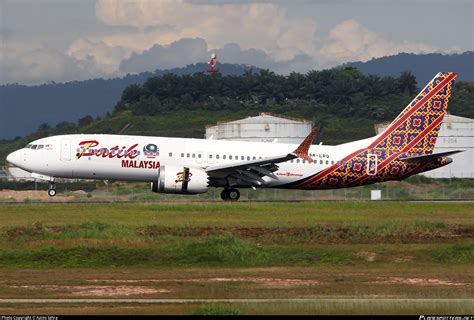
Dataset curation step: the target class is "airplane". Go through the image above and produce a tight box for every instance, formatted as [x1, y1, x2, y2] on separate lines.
[6, 72, 462, 201]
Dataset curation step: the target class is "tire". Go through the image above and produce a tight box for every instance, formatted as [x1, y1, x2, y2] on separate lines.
[228, 189, 240, 201]
[220, 189, 229, 201]
[48, 189, 56, 197]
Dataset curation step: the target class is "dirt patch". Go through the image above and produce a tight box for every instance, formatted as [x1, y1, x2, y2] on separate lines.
[372, 277, 472, 287]
[355, 251, 377, 262]
[87, 277, 323, 288]
[136, 225, 473, 244]
[10, 285, 168, 296]
[391, 256, 414, 263]
[0, 190, 76, 202]
[4, 222, 63, 241]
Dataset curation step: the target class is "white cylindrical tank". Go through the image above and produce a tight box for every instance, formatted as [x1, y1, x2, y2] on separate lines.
[205, 113, 312, 144]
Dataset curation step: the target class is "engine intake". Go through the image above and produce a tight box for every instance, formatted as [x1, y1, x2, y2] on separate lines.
[151, 165, 208, 194]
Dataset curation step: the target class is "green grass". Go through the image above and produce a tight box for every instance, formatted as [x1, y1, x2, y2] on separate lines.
[192, 304, 243, 315]
[0, 202, 471, 268]
[431, 243, 474, 263]
[0, 202, 473, 226]
[0, 201, 471, 315]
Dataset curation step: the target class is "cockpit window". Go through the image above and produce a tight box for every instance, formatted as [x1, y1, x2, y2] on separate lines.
[25, 144, 41, 149]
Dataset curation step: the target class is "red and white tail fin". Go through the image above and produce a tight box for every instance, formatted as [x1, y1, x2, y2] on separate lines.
[368, 72, 457, 155]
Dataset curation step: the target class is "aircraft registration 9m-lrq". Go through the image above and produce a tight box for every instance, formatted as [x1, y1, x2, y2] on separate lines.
[6, 72, 463, 201]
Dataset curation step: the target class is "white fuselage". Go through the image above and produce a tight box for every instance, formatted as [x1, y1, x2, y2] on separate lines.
[7, 134, 375, 187]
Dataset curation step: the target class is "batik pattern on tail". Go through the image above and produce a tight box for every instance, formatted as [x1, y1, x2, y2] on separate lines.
[287, 72, 457, 189]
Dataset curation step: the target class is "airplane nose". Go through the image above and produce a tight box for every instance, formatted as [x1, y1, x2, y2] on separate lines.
[6, 150, 21, 167]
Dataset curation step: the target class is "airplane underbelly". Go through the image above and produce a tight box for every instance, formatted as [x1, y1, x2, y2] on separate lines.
[72, 158, 160, 181]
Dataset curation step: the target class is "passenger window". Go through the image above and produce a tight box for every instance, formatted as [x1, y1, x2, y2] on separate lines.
[326, 160, 329, 165]
[209, 154, 213, 159]
[320, 160, 323, 164]
[181, 153, 184, 158]
[297, 159, 300, 163]
[169, 152, 172, 157]
[223, 155, 226, 160]
[247, 156, 250, 160]
[198, 154, 202, 158]
[192, 154, 195, 158]
[216, 155, 220, 159]
[241, 156, 244, 160]
[331, 161, 334, 165]
[252, 156, 256, 160]
[187, 153, 190, 158]
[229, 155, 233, 160]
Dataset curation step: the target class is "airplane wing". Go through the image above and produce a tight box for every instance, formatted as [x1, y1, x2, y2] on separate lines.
[205, 128, 318, 187]
[399, 150, 464, 163]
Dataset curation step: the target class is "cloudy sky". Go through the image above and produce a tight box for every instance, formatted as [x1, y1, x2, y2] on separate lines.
[1, 0, 472, 85]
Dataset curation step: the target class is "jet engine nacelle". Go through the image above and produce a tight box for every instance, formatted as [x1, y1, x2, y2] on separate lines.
[151, 165, 208, 194]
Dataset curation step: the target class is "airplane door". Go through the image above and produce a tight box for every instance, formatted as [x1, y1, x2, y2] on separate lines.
[367, 153, 378, 176]
[207, 152, 215, 164]
[60, 139, 71, 161]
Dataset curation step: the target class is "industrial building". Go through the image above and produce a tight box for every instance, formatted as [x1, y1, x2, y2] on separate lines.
[205, 113, 312, 144]
[376, 114, 474, 178]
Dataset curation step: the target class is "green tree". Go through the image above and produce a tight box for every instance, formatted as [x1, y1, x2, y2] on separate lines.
[78, 115, 94, 127]
[398, 71, 418, 96]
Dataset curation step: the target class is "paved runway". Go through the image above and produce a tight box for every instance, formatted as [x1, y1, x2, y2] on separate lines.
[0, 298, 472, 304]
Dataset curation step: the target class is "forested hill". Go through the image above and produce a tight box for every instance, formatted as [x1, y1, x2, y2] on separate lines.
[344, 52, 474, 85]
[0, 63, 256, 140]
[1, 67, 472, 164]
[1, 52, 472, 140]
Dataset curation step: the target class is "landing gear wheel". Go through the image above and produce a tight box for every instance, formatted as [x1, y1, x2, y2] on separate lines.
[228, 189, 240, 201]
[220, 189, 228, 201]
[48, 181, 56, 197]
[220, 188, 240, 201]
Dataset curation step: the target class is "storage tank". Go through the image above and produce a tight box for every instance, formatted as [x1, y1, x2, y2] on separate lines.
[206, 113, 312, 144]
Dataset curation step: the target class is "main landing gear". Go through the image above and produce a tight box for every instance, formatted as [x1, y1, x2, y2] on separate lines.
[48, 181, 56, 197]
[220, 188, 240, 201]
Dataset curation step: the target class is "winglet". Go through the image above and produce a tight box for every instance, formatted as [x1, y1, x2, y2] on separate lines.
[293, 127, 318, 163]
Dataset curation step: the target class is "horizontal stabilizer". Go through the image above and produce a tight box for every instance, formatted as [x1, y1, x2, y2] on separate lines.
[399, 150, 464, 163]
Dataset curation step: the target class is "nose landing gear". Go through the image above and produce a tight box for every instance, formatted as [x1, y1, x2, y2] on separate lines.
[220, 188, 240, 201]
[48, 182, 56, 197]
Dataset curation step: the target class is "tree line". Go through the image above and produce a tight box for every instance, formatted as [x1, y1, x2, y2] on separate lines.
[113, 67, 473, 121]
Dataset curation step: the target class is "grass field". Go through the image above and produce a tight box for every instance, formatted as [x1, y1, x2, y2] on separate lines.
[0, 202, 472, 315]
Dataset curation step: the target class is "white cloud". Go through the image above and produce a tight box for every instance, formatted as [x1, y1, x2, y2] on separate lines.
[94, 0, 319, 61]
[119, 38, 209, 73]
[1, 1, 456, 85]
[320, 19, 438, 65]
[0, 42, 91, 85]
[68, 38, 133, 75]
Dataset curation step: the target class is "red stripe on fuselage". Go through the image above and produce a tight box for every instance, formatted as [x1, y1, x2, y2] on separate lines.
[293, 148, 366, 188]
